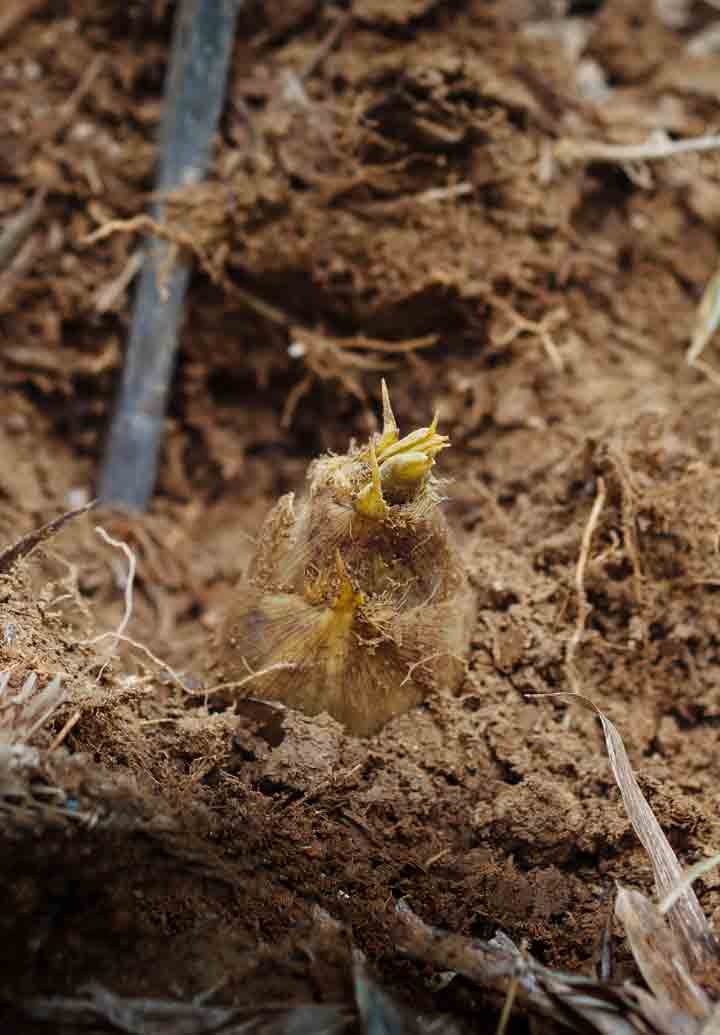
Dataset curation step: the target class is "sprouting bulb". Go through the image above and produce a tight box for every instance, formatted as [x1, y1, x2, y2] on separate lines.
[213, 381, 475, 736]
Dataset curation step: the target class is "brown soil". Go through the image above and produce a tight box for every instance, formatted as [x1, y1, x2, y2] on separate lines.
[3, 1, 720, 1031]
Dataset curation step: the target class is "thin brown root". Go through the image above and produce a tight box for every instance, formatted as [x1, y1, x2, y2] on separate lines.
[606, 446, 643, 606]
[189, 662, 300, 698]
[85, 214, 193, 252]
[566, 477, 606, 690]
[282, 372, 314, 428]
[490, 296, 567, 372]
[83, 632, 189, 691]
[399, 651, 463, 687]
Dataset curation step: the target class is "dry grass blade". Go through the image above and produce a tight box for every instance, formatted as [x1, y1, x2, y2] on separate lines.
[25, 981, 242, 1034]
[566, 478, 606, 682]
[0, 501, 95, 575]
[688, 266, 720, 366]
[0, 671, 65, 745]
[615, 887, 710, 1020]
[622, 985, 702, 1035]
[597, 708, 716, 971]
[556, 131, 720, 166]
[532, 690, 717, 973]
[23, 979, 367, 1035]
[660, 854, 720, 917]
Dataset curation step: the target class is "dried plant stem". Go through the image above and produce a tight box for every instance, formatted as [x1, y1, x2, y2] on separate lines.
[557, 131, 720, 165]
[659, 853, 720, 916]
[496, 972, 519, 1035]
[416, 181, 473, 204]
[48, 709, 81, 753]
[0, 189, 45, 271]
[566, 477, 606, 688]
[94, 249, 144, 313]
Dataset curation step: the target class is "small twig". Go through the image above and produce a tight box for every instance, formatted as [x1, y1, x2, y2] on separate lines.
[0, 189, 46, 271]
[416, 181, 473, 204]
[423, 847, 450, 868]
[94, 249, 144, 313]
[566, 478, 606, 688]
[556, 130, 720, 166]
[48, 709, 81, 753]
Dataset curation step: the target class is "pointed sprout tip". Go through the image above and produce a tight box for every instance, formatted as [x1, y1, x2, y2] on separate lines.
[379, 379, 399, 448]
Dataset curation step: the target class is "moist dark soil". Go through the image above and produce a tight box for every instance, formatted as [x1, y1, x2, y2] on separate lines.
[2, 1, 720, 1032]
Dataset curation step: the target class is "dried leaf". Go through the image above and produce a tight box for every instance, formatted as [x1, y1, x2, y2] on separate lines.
[615, 887, 710, 1020]
[596, 709, 716, 971]
[688, 266, 720, 365]
[23, 975, 452, 1035]
[532, 692, 717, 973]
[0, 670, 65, 745]
[393, 901, 643, 1034]
[0, 501, 95, 575]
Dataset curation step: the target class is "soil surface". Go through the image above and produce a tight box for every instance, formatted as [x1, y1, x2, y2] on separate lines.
[2, 1, 720, 1032]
